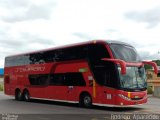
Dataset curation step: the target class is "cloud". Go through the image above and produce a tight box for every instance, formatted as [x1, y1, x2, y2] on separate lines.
[125, 6, 160, 28]
[1, 0, 160, 68]
[137, 51, 151, 60]
[0, 32, 55, 52]
[138, 50, 160, 61]
[0, 0, 56, 23]
[0, 0, 29, 8]
[20, 32, 54, 45]
[140, 52, 160, 61]
[0, 0, 57, 59]
[73, 33, 96, 40]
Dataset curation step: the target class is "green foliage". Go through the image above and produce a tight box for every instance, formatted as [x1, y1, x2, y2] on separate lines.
[147, 86, 153, 94]
[153, 60, 160, 66]
[0, 84, 3, 91]
[145, 60, 160, 70]
[144, 64, 152, 70]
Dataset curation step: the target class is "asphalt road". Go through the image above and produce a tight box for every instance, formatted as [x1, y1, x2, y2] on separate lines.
[0, 92, 160, 120]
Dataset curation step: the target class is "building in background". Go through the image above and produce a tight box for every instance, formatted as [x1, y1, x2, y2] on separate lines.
[146, 66, 160, 97]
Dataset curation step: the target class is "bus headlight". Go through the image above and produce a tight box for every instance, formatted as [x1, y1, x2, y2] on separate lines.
[118, 94, 131, 101]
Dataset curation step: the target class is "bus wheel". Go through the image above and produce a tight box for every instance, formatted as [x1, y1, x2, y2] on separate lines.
[80, 93, 92, 108]
[15, 90, 22, 101]
[23, 90, 30, 102]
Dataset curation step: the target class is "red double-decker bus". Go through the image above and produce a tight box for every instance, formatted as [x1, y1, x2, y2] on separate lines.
[4, 40, 158, 107]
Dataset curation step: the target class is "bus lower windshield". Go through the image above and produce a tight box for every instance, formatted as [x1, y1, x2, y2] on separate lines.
[118, 66, 146, 91]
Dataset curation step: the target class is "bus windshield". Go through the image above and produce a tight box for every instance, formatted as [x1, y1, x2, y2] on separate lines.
[110, 44, 140, 62]
[118, 66, 146, 91]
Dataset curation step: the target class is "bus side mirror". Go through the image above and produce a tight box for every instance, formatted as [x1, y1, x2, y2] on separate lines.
[101, 58, 126, 75]
[142, 61, 158, 74]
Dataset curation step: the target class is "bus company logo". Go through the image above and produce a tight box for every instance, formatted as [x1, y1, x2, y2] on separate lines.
[15, 66, 45, 72]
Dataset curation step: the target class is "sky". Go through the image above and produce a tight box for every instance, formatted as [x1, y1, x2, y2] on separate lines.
[0, 0, 160, 67]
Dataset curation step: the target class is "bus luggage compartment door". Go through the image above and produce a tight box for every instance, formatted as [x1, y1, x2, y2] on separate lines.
[67, 86, 77, 101]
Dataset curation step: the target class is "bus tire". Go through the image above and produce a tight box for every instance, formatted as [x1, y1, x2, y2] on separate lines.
[80, 93, 92, 108]
[15, 89, 22, 101]
[23, 90, 30, 102]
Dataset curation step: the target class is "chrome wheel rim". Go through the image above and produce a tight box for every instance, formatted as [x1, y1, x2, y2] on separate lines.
[84, 96, 91, 105]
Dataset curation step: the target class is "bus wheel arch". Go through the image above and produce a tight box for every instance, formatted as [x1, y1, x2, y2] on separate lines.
[23, 89, 30, 102]
[15, 88, 22, 101]
[79, 91, 92, 108]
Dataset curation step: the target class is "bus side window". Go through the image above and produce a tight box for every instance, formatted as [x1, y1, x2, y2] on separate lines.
[49, 73, 64, 86]
[29, 74, 49, 86]
[43, 51, 56, 62]
[54, 46, 88, 62]
[49, 73, 86, 86]
[88, 44, 110, 85]
[88, 44, 110, 64]
[88, 44, 119, 88]
[65, 73, 86, 86]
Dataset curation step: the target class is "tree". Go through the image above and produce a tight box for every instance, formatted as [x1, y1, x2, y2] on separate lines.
[144, 64, 152, 70]
[153, 60, 160, 66]
[144, 60, 160, 70]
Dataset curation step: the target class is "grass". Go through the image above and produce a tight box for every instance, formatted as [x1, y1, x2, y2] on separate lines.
[0, 84, 3, 91]
[147, 86, 153, 94]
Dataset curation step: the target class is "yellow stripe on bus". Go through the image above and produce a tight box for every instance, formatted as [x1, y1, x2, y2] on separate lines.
[93, 80, 96, 98]
[128, 92, 131, 98]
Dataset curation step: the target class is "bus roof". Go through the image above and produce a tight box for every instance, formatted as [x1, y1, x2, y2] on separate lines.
[5, 40, 133, 58]
[106, 40, 133, 47]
